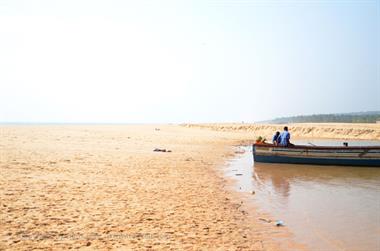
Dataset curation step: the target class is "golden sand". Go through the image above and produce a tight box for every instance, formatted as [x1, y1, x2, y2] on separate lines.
[2, 123, 375, 250]
[183, 123, 380, 141]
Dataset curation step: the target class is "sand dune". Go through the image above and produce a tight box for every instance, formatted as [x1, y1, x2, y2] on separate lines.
[0, 125, 304, 250]
[182, 123, 380, 141]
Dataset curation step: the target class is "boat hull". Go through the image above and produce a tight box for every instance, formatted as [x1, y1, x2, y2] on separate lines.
[253, 144, 380, 167]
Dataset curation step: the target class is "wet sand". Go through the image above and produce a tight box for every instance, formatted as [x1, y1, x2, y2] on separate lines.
[1, 124, 378, 250]
[1, 124, 298, 250]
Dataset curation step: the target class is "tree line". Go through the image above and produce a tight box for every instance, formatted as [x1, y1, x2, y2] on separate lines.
[268, 112, 380, 124]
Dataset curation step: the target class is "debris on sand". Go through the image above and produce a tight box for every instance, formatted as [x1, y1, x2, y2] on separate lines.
[234, 149, 246, 154]
[153, 148, 172, 153]
[259, 218, 272, 223]
[275, 220, 285, 227]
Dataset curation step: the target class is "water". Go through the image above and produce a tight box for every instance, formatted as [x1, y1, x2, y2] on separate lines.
[225, 140, 380, 251]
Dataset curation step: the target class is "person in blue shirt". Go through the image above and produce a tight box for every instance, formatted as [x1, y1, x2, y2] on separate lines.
[272, 131, 281, 145]
[279, 126, 294, 147]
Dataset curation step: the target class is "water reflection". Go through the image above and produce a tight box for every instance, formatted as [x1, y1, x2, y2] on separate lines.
[254, 163, 291, 198]
[254, 162, 380, 191]
[226, 143, 380, 251]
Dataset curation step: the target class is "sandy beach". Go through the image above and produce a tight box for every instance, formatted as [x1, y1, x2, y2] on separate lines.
[183, 123, 380, 141]
[1, 123, 378, 250]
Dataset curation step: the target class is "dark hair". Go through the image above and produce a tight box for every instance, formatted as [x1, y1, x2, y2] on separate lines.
[276, 131, 280, 135]
[284, 126, 288, 131]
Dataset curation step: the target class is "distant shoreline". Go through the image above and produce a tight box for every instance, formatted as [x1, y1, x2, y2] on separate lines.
[182, 123, 380, 141]
[2, 122, 379, 140]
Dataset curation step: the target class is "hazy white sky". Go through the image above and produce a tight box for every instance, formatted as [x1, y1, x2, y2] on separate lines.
[0, 0, 379, 123]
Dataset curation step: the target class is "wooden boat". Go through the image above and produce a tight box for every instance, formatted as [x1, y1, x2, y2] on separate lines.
[253, 143, 380, 167]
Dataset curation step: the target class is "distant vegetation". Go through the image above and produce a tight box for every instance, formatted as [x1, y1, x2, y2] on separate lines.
[264, 111, 380, 124]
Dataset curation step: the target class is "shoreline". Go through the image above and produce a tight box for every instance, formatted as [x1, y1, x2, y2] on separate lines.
[220, 145, 307, 251]
[1, 124, 377, 250]
[182, 123, 380, 141]
[225, 143, 380, 251]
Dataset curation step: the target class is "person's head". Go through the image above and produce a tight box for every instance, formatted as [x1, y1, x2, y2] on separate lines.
[284, 126, 288, 131]
[276, 131, 280, 136]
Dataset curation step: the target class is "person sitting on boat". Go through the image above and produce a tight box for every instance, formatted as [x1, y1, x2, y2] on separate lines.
[279, 126, 294, 147]
[272, 131, 281, 145]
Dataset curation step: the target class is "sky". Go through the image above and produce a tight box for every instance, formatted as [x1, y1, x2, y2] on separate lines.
[0, 0, 379, 123]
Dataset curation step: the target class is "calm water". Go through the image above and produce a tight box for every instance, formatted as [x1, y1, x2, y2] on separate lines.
[225, 140, 380, 251]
